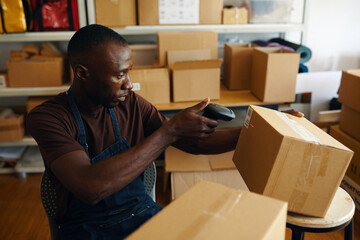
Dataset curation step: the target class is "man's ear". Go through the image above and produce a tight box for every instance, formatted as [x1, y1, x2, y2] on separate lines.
[74, 64, 88, 82]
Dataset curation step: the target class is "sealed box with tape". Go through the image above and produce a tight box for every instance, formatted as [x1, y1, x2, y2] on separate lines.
[233, 105, 353, 217]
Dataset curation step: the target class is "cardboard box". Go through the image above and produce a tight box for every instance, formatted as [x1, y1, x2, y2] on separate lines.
[26, 97, 51, 113]
[341, 175, 360, 225]
[233, 105, 353, 217]
[222, 7, 248, 24]
[157, 31, 218, 67]
[129, 67, 170, 104]
[0, 114, 24, 142]
[338, 70, 360, 112]
[330, 125, 360, 185]
[171, 59, 222, 102]
[223, 43, 253, 90]
[340, 105, 360, 142]
[251, 47, 300, 102]
[128, 181, 287, 240]
[167, 49, 211, 66]
[6, 57, 64, 87]
[138, 0, 223, 25]
[94, 0, 136, 27]
[165, 146, 248, 200]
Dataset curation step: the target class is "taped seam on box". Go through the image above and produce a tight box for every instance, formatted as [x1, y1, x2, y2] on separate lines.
[275, 111, 320, 143]
[297, 143, 323, 187]
[288, 189, 309, 212]
[179, 190, 242, 238]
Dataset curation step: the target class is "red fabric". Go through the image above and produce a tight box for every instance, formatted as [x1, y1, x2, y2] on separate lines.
[42, 0, 69, 28]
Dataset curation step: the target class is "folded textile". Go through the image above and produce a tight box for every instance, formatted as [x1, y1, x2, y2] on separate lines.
[270, 38, 312, 63]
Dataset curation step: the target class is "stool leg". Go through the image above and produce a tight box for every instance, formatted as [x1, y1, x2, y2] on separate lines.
[291, 228, 304, 240]
[344, 219, 353, 240]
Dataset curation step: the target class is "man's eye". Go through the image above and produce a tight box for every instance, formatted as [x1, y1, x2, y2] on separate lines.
[118, 73, 126, 79]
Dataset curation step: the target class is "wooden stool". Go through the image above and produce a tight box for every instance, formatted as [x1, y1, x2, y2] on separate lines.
[286, 187, 355, 240]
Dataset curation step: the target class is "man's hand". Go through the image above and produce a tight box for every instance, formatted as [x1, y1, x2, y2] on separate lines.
[164, 98, 218, 141]
[281, 109, 304, 118]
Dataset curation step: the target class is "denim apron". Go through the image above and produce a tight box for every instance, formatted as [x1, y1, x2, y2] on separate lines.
[59, 88, 162, 239]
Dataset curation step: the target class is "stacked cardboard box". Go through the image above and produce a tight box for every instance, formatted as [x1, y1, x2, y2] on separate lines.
[128, 181, 288, 240]
[233, 105, 353, 217]
[94, 0, 136, 27]
[331, 70, 360, 223]
[165, 146, 248, 200]
[222, 7, 248, 24]
[0, 108, 24, 142]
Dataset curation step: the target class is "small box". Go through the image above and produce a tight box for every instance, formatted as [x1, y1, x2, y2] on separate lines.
[341, 175, 360, 225]
[157, 31, 218, 67]
[223, 43, 253, 90]
[339, 105, 360, 142]
[94, 0, 136, 27]
[338, 70, 360, 112]
[129, 67, 170, 104]
[127, 181, 287, 240]
[26, 97, 51, 113]
[138, 0, 223, 25]
[222, 7, 248, 24]
[330, 125, 360, 185]
[251, 47, 300, 102]
[171, 59, 222, 102]
[6, 57, 64, 87]
[165, 146, 248, 200]
[248, 0, 293, 23]
[233, 105, 353, 217]
[0, 114, 24, 142]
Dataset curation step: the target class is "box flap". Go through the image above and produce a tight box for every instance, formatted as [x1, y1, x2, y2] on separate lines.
[249, 105, 353, 152]
[338, 70, 360, 112]
[165, 146, 235, 172]
[167, 49, 211, 65]
[127, 181, 287, 240]
[172, 59, 223, 71]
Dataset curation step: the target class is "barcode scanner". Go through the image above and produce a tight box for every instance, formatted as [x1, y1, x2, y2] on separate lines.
[203, 103, 236, 121]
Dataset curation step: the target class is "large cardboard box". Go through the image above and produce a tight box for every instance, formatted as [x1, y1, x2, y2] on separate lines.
[94, 0, 136, 27]
[157, 31, 218, 67]
[338, 70, 360, 112]
[340, 105, 360, 142]
[138, 0, 223, 25]
[341, 175, 360, 224]
[171, 59, 222, 102]
[330, 125, 360, 185]
[223, 43, 253, 90]
[165, 146, 248, 200]
[222, 7, 248, 24]
[251, 47, 300, 102]
[0, 114, 24, 142]
[128, 181, 288, 240]
[233, 105, 353, 217]
[6, 57, 64, 87]
[129, 67, 170, 104]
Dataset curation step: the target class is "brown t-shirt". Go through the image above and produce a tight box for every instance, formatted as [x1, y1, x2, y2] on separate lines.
[27, 90, 167, 221]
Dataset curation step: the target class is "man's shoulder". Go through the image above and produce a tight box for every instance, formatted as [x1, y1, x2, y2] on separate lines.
[28, 92, 70, 119]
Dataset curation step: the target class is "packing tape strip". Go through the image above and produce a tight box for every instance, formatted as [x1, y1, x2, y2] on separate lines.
[275, 112, 320, 144]
[180, 190, 242, 239]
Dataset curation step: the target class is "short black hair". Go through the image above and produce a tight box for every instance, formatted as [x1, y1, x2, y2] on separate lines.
[67, 24, 128, 67]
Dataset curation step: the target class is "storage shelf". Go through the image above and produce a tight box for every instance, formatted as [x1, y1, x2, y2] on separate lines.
[0, 136, 37, 147]
[0, 24, 304, 42]
[0, 85, 70, 97]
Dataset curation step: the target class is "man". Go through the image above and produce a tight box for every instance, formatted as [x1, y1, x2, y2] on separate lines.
[27, 24, 242, 239]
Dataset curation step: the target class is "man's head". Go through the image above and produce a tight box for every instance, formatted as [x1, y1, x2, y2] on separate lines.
[68, 24, 133, 108]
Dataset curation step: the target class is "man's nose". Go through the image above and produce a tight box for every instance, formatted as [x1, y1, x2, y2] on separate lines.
[122, 74, 133, 90]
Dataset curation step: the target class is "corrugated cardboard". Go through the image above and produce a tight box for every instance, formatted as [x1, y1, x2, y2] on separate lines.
[223, 43, 253, 90]
[138, 0, 223, 25]
[94, 0, 136, 27]
[171, 59, 222, 102]
[340, 105, 360, 142]
[129, 67, 170, 104]
[26, 97, 51, 113]
[165, 146, 248, 200]
[330, 125, 360, 185]
[341, 175, 360, 225]
[222, 7, 248, 24]
[0, 114, 24, 142]
[167, 49, 211, 66]
[233, 105, 353, 217]
[251, 47, 300, 102]
[157, 31, 218, 67]
[338, 70, 360, 112]
[128, 181, 287, 240]
[6, 57, 64, 87]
